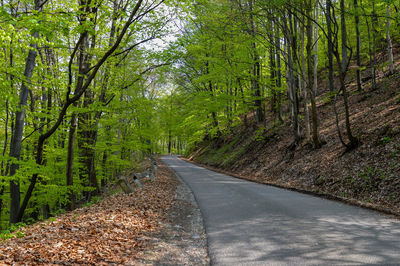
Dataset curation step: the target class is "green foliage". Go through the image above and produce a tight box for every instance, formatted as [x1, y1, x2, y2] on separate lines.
[0, 223, 26, 241]
[253, 127, 267, 141]
[381, 136, 391, 145]
[82, 196, 102, 208]
[320, 91, 337, 105]
[0, 0, 179, 226]
[1, 0, 399, 227]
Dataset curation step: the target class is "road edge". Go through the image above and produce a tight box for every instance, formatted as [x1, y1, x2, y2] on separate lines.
[160, 156, 212, 266]
[181, 157, 400, 220]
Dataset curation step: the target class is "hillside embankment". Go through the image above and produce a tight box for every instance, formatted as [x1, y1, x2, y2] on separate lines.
[189, 45, 400, 216]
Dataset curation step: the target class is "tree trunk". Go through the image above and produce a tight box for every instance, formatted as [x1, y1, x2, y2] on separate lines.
[340, 0, 348, 71]
[301, 23, 311, 141]
[313, 1, 319, 96]
[354, 0, 363, 91]
[289, 11, 300, 144]
[9, 0, 43, 224]
[77, 3, 100, 199]
[15, 0, 145, 222]
[78, 89, 100, 199]
[168, 130, 172, 154]
[275, 24, 283, 122]
[364, 6, 374, 89]
[0, 100, 9, 225]
[249, 0, 263, 123]
[337, 0, 359, 148]
[285, 11, 300, 145]
[66, 0, 92, 203]
[82, 0, 120, 193]
[326, 0, 335, 93]
[371, 0, 377, 90]
[269, 45, 277, 114]
[66, 111, 77, 211]
[306, 0, 321, 148]
[386, 6, 395, 75]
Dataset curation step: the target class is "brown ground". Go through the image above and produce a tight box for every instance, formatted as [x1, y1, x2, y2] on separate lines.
[190, 43, 400, 216]
[0, 160, 209, 265]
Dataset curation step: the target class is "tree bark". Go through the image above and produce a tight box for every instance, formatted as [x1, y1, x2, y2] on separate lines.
[337, 0, 359, 148]
[340, 0, 348, 70]
[249, 0, 263, 123]
[313, 1, 319, 96]
[371, 0, 377, 89]
[66, 111, 77, 211]
[288, 11, 300, 144]
[301, 22, 311, 141]
[307, 0, 321, 148]
[9, 0, 43, 224]
[386, 6, 395, 75]
[275, 24, 283, 122]
[326, 0, 335, 93]
[354, 0, 363, 91]
[284, 11, 300, 145]
[168, 130, 172, 154]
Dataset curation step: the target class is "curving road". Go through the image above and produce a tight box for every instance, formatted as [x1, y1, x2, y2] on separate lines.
[161, 156, 400, 265]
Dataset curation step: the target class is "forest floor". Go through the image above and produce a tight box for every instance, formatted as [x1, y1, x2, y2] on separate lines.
[189, 44, 400, 217]
[0, 159, 209, 265]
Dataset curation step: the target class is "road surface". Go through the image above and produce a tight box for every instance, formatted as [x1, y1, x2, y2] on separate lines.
[161, 156, 400, 265]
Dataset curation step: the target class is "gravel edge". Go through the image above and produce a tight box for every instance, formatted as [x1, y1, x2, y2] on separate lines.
[136, 161, 210, 265]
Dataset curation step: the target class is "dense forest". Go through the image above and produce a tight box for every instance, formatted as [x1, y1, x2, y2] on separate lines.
[0, 0, 399, 229]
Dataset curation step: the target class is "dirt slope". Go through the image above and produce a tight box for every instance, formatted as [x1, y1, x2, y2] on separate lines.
[190, 45, 400, 215]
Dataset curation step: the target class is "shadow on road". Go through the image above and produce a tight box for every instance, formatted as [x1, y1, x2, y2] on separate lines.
[162, 156, 400, 265]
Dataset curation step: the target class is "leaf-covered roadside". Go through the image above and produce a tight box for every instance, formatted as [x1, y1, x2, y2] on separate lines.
[0, 163, 178, 265]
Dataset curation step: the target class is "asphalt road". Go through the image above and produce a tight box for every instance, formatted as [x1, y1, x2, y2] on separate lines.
[161, 156, 400, 266]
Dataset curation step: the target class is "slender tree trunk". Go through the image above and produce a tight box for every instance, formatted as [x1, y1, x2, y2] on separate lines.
[9, 0, 43, 224]
[363, 5, 374, 88]
[78, 89, 100, 198]
[66, 0, 92, 204]
[208, 81, 219, 129]
[0, 100, 9, 224]
[1, 41, 13, 224]
[82, 0, 119, 192]
[354, 0, 363, 91]
[386, 6, 395, 75]
[238, 79, 248, 126]
[77, 3, 100, 199]
[285, 11, 300, 145]
[66, 111, 77, 211]
[101, 149, 108, 186]
[249, 0, 263, 123]
[37, 50, 52, 219]
[168, 130, 172, 154]
[301, 23, 311, 141]
[270, 45, 277, 114]
[337, 0, 359, 148]
[290, 12, 300, 144]
[275, 25, 283, 122]
[313, 1, 319, 96]
[371, 0, 377, 89]
[205, 57, 219, 131]
[340, 0, 348, 70]
[326, 0, 335, 93]
[306, 0, 321, 148]
[1, 102, 9, 170]
[337, 70, 358, 148]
